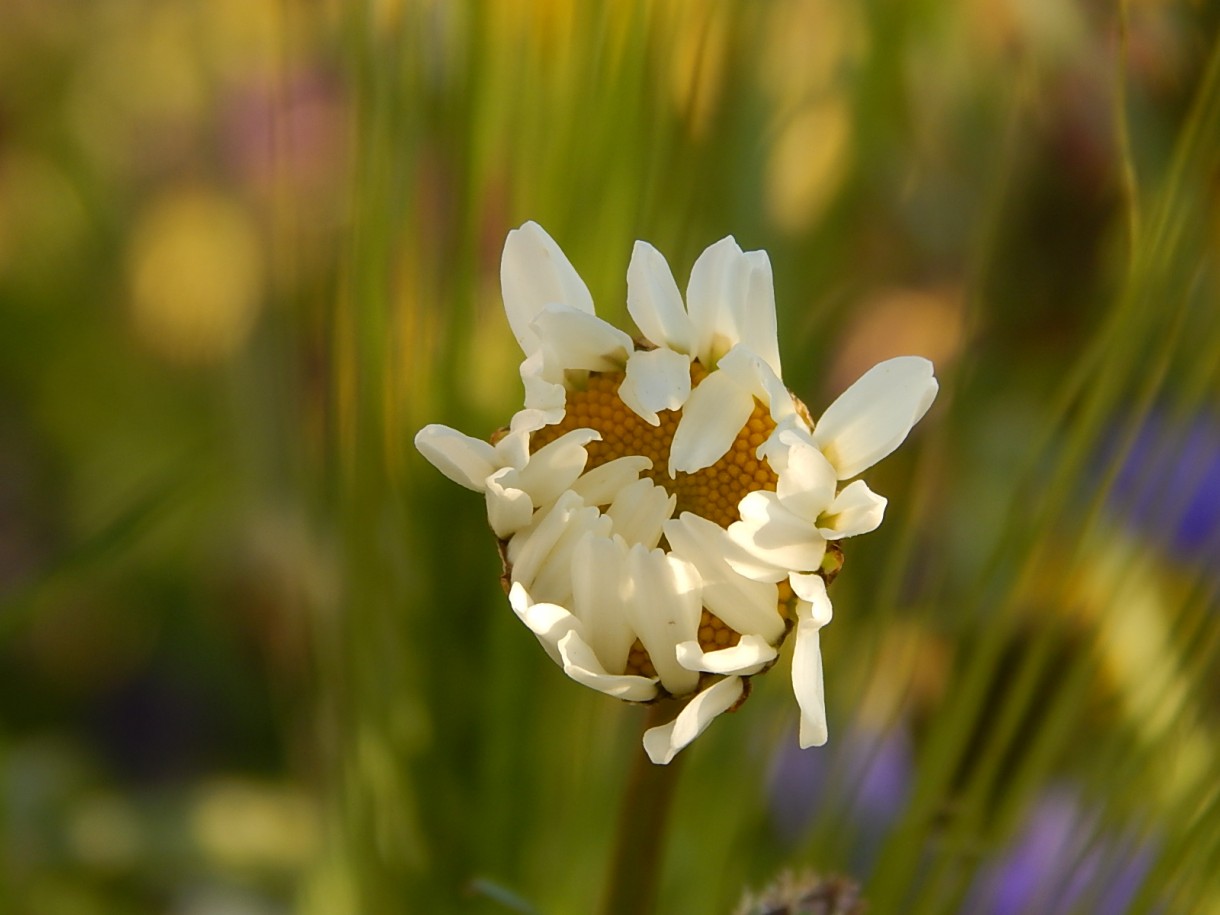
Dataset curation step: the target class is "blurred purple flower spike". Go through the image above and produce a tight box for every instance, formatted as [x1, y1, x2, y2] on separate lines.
[1110, 412, 1220, 563]
[767, 720, 913, 851]
[965, 786, 1155, 915]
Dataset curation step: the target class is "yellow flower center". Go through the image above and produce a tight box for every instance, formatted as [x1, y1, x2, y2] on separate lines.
[530, 362, 779, 528]
[528, 361, 797, 683]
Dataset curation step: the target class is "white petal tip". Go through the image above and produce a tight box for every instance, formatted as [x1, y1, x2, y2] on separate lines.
[798, 728, 828, 749]
[640, 676, 745, 764]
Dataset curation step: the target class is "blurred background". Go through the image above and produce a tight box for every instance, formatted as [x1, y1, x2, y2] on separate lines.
[1, 1, 1219, 913]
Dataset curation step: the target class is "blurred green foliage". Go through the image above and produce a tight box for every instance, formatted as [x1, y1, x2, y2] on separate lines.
[2, 1, 1219, 913]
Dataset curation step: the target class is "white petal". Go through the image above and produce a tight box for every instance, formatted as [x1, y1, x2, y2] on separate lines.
[775, 438, 838, 521]
[626, 240, 694, 352]
[642, 676, 744, 765]
[501, 222, 594, 355]
[663, 513, 785, 642]
[606, 478, 676, 548]
[740, 250, 782, 376]
[519, 351, 567, 422]
[485, 468, 534, 538]
[533, 304, 633, 373]
[514, 427, 600, 506]
[623, 546, 702, 697]
[676, 634, 777, 675]
[618, 348, 692, 425]
[668, 370, 756, 475]
[496, 408, 554, 471]
[528, 505, 610, 607]
[792, 579, 834, 748]
[557, 630, 658, 701]
[717, 345, 795, 424]
[788, 572, 834, 608]
[507, 491, 583, 589]
[492, 424, 531, 473]
[570, 533, 637, 672]
[508, 581, 580, 666]
[414, 424, 497, 491]
[757, 420, 816, 475]
[686, 236, 749, 367]
[812, 356, 938, 479]
[720, 546, 791, 584]
[508, 407, 551, 436]
[728, 491, 827, 575]
[569, 456, 652, 507]
[818, 480, 887, 539]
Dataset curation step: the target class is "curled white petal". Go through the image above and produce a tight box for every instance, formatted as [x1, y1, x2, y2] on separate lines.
[493, 411, 542, 470]
[508, 407, 551, 436]
[569, 456, 652, 507]
[812, 356, 938, 479]
[527, 505, 610, 607]
[501, 221, 594, 355]
[623, 546, 702, 697]
[740, 250, 782, 376]
[676, 634, 777, 675]
[663, 513, 785, 642]
[485, 468, 534, 538]
[757, 420, 815, 474]
[519, 351, 567, 422]
[513, 427, 600, 507]
[728, 491, 827, 577]
[642, 676, 744, 765]
[789, 571, 834, 607]
[570, 533, 636, 672]
[818, 480, 887, 539]
[619, 348, 692, 425]
[774, 437, 839, 521]
[685, 239, 782, 377]
[717, 345, 794, 424]
[686, 236, 750, 367]
[627, 240, 694, 352]
[414, 424, 498, 491]
[668, 370, 756, 475]
[508, 491, 587, 589]
[605, 478, 676, 549]
[533, 304, 633, 373]
[557, 631, 658, 701]
[508, 581, 580, 666]
[791, 576, 834, 748]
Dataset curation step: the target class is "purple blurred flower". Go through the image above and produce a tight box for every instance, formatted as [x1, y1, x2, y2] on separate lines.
[965, 786, 1154, 915]
[767, 720, 912, 853]
[1109, 412, 1220, 562]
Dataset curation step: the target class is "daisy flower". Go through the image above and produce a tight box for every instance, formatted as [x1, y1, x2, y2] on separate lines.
[415, 221, 937, 764]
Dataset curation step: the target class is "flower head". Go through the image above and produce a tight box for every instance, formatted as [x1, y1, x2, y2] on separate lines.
[415, 221, 938, 764]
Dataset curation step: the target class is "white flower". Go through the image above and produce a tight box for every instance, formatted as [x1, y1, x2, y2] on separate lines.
[415, 222, 938, 765]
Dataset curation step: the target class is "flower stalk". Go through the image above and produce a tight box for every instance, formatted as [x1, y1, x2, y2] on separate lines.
[600, 703, 687, 915]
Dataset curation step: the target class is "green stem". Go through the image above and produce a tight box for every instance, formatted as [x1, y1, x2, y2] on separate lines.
[1114, 0, 1141, 256]
[599, 703, 686, 915]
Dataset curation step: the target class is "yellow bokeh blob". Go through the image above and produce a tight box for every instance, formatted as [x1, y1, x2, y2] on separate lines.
[765, 97, 853, 235]
[126, 187, 262, 365]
